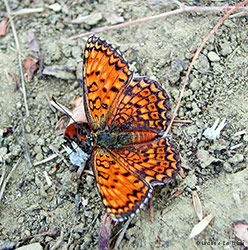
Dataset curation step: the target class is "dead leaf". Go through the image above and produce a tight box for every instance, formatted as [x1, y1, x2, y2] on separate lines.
[28, 30, 40, 53]
[233, 221, 248, 247]
[69, 96, 87, 124]
[192, 190, 203, 220]
[8, 71, 20, 91]
[24, 56, 38, 82]
[42, 65, 75, 80]
[189, 213, 214, 239]
[0, 17, 8, 36]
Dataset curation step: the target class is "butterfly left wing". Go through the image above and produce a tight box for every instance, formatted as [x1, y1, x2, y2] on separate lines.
[90, 147, 152, 222]
[83, 35, 133, 132]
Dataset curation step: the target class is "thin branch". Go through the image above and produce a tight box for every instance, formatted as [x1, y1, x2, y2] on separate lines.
[4, 0, 29, 116]
[69, 5, 248, 40]
[164, 0, 248, 136]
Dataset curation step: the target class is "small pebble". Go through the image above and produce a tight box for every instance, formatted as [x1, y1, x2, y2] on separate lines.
[197, 150, 219, 168]
[223, 162, 232, 173]
[16, 242, 42, 250]
[207, 51, 220, 62]
[84, 13, 103, 26]
[190, 78, 201, 91]
[228, 154, 244, 164]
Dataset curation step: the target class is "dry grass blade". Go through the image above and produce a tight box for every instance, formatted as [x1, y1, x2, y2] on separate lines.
[192, 190, 203, 220]
[4, 0, 29, 116]
[43, 171, 52, 187]
[0, 158, 21, 202]
[49, 145, 70, 167]
[189, 213, 214, 239]
[50, 95, 72, 116]
[50, 230, 64, 250]
[33, 153, 58, 166]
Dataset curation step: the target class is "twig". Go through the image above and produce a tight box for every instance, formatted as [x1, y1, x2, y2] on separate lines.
[0, 158, 21, 202]
[164, 0, 248, 136]
[114, 217, 132, 249]
[173, 119, 192, 124]
[0, 163, 6, 189]
[4, 0, 29, 116]
[49, 145, 70, 167]
[50, 230, 64, 250]
[45, 92, 56, 112]
[69, 5, 248, 40]
[21, 117, 32, 168]
[33, 153, 58, 166]
[12, 8, 44, 16]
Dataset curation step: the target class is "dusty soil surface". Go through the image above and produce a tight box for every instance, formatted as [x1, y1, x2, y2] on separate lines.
[0, 0, 247, 249]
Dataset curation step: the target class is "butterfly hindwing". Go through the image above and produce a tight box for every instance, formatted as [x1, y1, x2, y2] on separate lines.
[112, 136, 181, 185]
[90, 147, 152, 222]
[107, 77, 171, 144]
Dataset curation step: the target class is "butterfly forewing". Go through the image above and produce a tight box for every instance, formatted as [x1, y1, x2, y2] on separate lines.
[83, 36, 133, 132]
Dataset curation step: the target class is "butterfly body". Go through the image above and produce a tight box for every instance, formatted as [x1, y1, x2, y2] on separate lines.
[65, 35, 181, 222]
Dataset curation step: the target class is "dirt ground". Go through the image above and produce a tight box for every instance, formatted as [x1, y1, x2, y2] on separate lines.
[0, 0, 247, 249]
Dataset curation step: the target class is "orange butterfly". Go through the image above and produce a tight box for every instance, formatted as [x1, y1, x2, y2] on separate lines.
[65, 35, 181, 222]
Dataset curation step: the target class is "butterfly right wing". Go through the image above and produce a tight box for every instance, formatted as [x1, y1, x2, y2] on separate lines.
[112, 136, 181, 186]
[107, 77, 171, 144]
[90, 135, 180, 222]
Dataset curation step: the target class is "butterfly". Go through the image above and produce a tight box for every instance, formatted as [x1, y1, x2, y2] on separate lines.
[65, 35, 181, 222]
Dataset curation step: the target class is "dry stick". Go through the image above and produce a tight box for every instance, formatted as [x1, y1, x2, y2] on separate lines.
[33, 154, 58, 167]
[0, 163, 6, 189]
[69, 5, 248, 40]
[12, 7, 44, 16]
[21, 117, 33, 168]
[0, 158, 21, 202]
[4, 0, 29, 116]
[164, 0, 248, 136]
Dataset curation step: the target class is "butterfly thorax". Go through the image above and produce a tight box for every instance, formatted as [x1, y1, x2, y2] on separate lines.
[94, 130, 136, 148]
